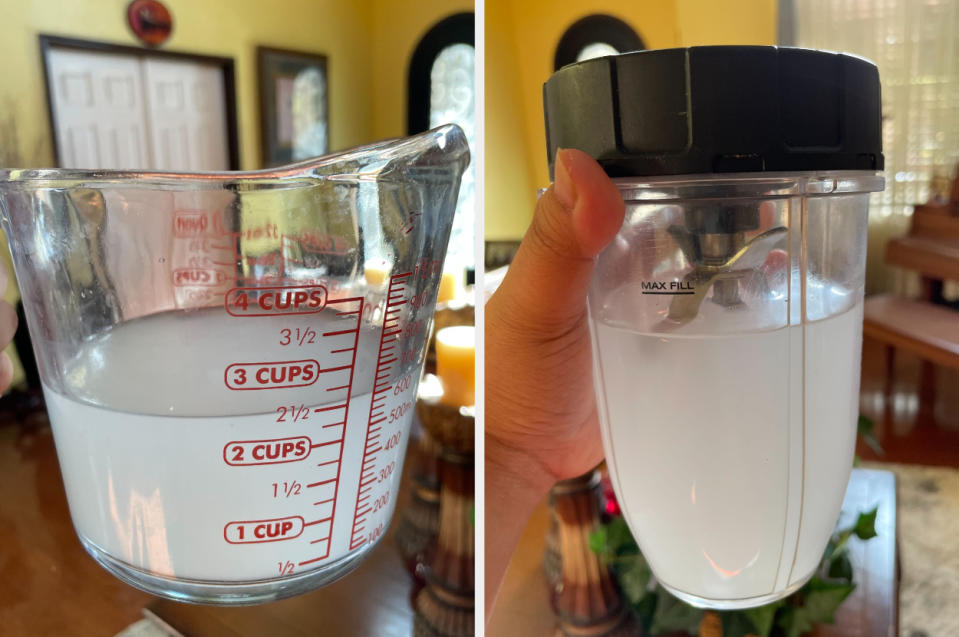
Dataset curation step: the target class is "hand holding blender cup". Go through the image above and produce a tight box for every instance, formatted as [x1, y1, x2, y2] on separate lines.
[487, 47, 883, 620]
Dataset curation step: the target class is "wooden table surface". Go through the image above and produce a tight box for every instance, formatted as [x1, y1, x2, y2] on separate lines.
[0, 408, 420, 636]
[489, 468, 898, 637]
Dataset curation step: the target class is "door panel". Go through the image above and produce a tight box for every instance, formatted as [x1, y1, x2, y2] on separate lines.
[46, 48, 151, 169]
[46, 46, 231, 172]
[142, 58, 230, 171]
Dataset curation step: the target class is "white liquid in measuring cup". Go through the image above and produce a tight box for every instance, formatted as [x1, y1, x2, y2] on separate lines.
[592, 292, 863, 606]
[43, 298, 419, 583]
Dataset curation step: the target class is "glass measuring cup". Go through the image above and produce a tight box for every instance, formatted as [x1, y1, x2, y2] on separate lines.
[0, 124, 469, 604]
[544, 47, 885, 608]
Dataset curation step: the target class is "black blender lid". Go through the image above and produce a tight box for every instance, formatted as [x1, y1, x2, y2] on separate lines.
[543, 46, 884, 178]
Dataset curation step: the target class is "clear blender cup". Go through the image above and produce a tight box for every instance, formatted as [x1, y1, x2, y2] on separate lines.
[544, 47, 885, 608]
[0, 125, 469, 604]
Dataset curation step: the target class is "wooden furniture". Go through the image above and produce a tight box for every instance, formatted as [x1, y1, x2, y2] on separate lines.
[0, 411, 420, 636]
[864, 295, 959, 372]
[489, 469, 899, 637]
[867, 203, 959, 418]
[884, 203, 959, 299]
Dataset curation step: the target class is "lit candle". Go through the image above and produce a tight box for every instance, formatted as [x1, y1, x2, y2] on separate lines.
[364, 261, 391, 288]
[435, 325, 475, 406]
[436, 270, 459, 304]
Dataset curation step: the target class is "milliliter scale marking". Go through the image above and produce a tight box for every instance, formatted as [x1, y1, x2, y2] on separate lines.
[350, 272, 412, 550]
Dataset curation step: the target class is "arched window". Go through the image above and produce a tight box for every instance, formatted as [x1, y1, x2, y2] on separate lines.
[408, 13, 475, 272]
[554, 15, 646, 71]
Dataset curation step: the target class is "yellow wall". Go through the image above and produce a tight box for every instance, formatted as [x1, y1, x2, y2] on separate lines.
[370, 0, 473, 141]
[485, 0, 777, 240]
[0, 0, 381, 170]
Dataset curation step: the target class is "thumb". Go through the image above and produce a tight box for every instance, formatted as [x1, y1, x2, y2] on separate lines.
[497, 148, 624, 331]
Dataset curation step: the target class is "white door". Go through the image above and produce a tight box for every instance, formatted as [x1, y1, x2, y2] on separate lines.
[46, 48, 230, 171]
[46, 48, 151, 169]
[141, 58, 230, 171]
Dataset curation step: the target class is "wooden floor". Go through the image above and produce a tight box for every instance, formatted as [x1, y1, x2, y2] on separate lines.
[857, 336, 959, 467]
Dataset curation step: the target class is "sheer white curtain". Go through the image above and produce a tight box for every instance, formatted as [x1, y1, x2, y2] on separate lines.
[794, 0, 959, 295]
[429, 43, 475, 272]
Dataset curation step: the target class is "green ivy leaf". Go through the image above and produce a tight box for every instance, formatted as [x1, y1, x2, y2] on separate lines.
[720, 612, 759, 637]
[649, 590, 704, 635]
[858, 414, 885, 456]
[827, 551, 854, 582]
[613, 554, 651, 603]
[588, 527, 607, 555]
[634, 592, 658, 635]
[854, 506, 879, 540]
[606, 517, 638, 555]
[778, 606, 814, 637]
[804, 578, 856, 624]
[743, 601, 782, 637]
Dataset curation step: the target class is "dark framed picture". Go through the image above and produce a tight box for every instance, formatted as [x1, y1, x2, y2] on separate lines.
[257, 46, 329, 167]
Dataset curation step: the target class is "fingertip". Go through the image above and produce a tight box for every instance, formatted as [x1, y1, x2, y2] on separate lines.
[553, 148, 577, 210]
[562, 150, 625, 257]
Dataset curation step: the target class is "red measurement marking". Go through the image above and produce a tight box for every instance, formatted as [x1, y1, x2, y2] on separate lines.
[273, 481, 302, 498]
[349, 273, 410, 550]
[400, 211, 421, 235]
[297, 297, 363, 562]
[172, 268, 229, 287]
[279, 327, 318, 347]
[224, 516, 304, 544]
[224, 359, 320, 390]
[314, 403, 348, 413]
[304, 516, 332, 528]
[276, 404, 311, 423]
[173, 210, 208, 237]
[322, 328, 357, 337]
[225, 285, 327, 317]
[320, 365, 352, 374]
[223, 437, 312, 466]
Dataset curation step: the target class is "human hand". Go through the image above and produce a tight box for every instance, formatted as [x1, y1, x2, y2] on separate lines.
[485, 148, 624, 615]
